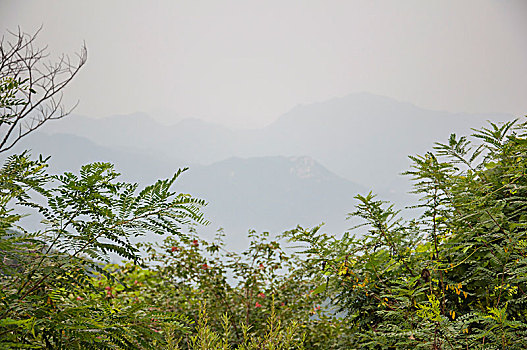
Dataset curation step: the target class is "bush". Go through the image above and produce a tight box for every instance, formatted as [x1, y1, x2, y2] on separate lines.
[288, 119, 527, 349]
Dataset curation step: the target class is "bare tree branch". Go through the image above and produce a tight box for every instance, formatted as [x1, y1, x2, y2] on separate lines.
[0, 27, 87, 153]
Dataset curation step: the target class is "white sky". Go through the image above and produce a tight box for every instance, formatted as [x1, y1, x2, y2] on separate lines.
[2, 0, 526, 128]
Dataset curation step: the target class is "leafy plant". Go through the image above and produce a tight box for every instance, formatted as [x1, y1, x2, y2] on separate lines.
[98, 229, 353, 349]
[0, 155, 207, 349]
[287, 118, 527, 349]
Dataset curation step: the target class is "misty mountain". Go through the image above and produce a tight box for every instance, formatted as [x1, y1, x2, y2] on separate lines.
[10, 132, 364, 249]
[39, 93, 513, 192]
[11, 132, 186, 185]
[176, 155, 364, 241]
[23, 93, 515, 247]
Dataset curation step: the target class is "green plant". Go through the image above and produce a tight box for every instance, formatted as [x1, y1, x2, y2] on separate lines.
[0, 154, 207, 349]
[100, 229, 352, 349]
[287, 119, 527, 349]
[164, 300, 305, 350]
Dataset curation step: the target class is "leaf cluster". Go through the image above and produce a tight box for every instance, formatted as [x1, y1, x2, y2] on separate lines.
[0, 154, 207, 349]
[287, 119, 527, 349]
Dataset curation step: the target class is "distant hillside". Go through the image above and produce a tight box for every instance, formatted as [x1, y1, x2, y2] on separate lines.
[39, 93, 512, 191]
[176, 156, 364, 244]
[26, 93, 515, 247]
[9, 133, 364, 250]
[9, 132, 187, 184]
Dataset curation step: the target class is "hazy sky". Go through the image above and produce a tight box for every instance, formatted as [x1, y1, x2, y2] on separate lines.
[2, 0, 526, 128]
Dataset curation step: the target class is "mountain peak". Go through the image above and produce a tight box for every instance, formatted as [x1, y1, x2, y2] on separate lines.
[288, 156, 320, 179]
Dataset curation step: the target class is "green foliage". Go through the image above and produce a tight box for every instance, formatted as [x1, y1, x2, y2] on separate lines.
[0, 153, 334, 349]
[0, 76, 31, 122]
[0, 153, 207, 349]
[98, 229, 352, 349]
[287, 118, 527, 349]
[174, 301, 305, 350]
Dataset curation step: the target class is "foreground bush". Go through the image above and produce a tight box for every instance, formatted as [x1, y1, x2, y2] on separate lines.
[289, 119, 527, 349]
[0, 156, 349, 349]
[95, 229, 353, 349]
[0, 156, 207, 349]
[164, 302, 305, 350]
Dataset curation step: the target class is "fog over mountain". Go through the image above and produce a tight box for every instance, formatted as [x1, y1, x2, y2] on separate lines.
[39, 93, 513, 187]
[18, 93, 514, 249]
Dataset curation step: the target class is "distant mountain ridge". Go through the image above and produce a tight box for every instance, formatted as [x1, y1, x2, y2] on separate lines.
[9, 133, 363, 249]
[23, 92, 514, 248]
[176, 155, 364, 242]
[39, 92, 513, 189]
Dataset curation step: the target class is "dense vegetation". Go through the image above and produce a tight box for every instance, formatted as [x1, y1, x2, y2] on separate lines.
[288, 119, 527, 349]
[1, 29, 526, 349]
